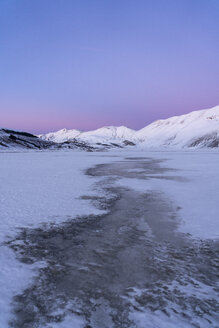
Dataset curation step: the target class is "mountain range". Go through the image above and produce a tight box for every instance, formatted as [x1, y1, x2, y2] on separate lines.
[1, 105, 218, 150]
[40, 105, 219, 149]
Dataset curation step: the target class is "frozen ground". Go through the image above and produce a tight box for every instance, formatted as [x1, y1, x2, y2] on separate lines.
[0, 149, 218, 327]
[117, 150, 219, 239]
[0, 150, 119, 327]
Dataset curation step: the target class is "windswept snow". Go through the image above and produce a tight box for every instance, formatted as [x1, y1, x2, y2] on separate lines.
[0, 149, 218, 328]
[0, 105, 218, 327]
[0, 151, 119, 327]
[116, 150, 219, 239]
[38, 105, 219, 150]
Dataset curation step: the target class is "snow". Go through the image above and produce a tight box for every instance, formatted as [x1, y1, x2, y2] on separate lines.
[129, 307, 217, 328]
[116, 150, 219, 239]
[137, 105, 219, 149]
[128, 277, 219, 328]
[39, 105, 219, 149]
[39, 126, 137, 144]
[0, 149, 218, 327]
[0, 150, 119, 327]
[39, 128, 81, 142]
[78, 126, 136, 143]
[44, 314, 85, 328]
[0, 151, 107, 245]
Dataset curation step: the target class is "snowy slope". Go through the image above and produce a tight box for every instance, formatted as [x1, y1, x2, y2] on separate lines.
[0, 129, 98, 151]
[39, 128, 81, 142]
[39, 105, 219, 149]
[137, 105, 219, 149]
[78, 126, 136, 143]
[0, 128, 56, 150]
[40, 126, 137, 146]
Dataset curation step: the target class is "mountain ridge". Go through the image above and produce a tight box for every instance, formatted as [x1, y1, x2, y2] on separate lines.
[39, 105, 219, 149]
[1, 105, 218, 150]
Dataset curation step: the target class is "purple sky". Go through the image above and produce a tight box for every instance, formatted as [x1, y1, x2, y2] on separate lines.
[0, 0, 219, 133]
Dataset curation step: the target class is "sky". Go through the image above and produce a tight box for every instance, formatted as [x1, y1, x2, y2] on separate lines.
[0, 0, 219, 133]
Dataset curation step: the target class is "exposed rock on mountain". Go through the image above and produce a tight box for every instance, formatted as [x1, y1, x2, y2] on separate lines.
[0, 129, 96, 151]
[39, 105, 219, 149]
[1, 105, 219, 151]
[0, 129, 56, 150]
[136, 105, 219, 149]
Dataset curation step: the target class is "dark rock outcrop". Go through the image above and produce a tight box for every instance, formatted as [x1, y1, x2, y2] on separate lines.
[0, 129, 97, 151]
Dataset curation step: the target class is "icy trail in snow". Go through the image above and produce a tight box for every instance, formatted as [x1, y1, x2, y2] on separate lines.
[6, 157, 219, 328]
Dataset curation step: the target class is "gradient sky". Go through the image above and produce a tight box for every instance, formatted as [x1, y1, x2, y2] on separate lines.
[0, 0, 219, 133]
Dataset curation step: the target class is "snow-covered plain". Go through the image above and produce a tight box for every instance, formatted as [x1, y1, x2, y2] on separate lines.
[0, 149, 218, 327]
[116, 150, 219, 239]
[0, 151, 119, 327]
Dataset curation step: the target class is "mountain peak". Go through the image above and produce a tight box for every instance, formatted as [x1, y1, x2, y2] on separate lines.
[37, 105, 219, 149]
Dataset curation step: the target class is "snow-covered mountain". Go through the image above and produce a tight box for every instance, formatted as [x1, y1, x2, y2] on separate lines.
[0, 129, 96, 151]
[39, 105, 219, 149]
[1, 105, 218, 151]
[137, 105, 219, 149]
[77, 126, 137, 144]
[39, 128, 81, 143]
[40, 126, 137, 147]
[0, 129, 57, 150]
